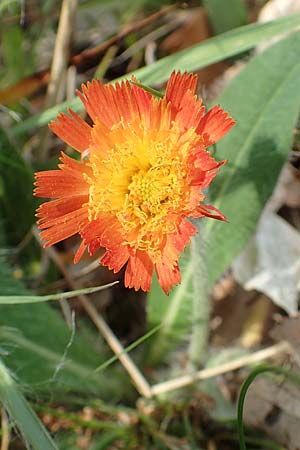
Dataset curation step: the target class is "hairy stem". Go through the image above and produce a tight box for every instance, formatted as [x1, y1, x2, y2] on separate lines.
[188, 228, 210, 368]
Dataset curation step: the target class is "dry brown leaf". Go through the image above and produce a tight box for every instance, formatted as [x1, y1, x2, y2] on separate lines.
[0, 71, 49, 105]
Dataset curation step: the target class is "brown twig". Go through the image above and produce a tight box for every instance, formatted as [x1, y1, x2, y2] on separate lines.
[71, 4, 176, 72]
[38, 0, 78, 160]
[45, 0, 78, 109]
[151, 341, 291, 396]
[0, 4, 177, 106]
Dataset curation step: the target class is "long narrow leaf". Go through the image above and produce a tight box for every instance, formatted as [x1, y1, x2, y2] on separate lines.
[0, 282, 118, 304]
[12, 14, 300, 135]
[146, 32, 300, 365]
[0, 358, 58, 450]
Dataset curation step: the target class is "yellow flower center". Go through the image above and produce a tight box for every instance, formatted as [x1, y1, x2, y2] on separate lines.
[86, 116, 201, 256]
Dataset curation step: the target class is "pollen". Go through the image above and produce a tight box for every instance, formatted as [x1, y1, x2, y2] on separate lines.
[86, 117, 198, 258]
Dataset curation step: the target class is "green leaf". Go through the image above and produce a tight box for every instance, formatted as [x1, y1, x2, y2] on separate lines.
[0, 357, 59, 450]
[207, 31, 300, 286]
[0, 259, 127, 397]
[146, 32, 300, 365]
[203, 0, 248, 35]
[12, 14, 300, 135]
[0, 125, 34, 245]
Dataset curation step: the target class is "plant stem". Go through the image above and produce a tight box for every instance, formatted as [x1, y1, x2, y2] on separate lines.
[188, 228, 210, 368]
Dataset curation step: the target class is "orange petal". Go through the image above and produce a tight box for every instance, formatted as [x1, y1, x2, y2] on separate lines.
[124, 251, 154, 292]
[165, 71, 198, 106]
[172, 219, 197, 252]
[58, 152, 93, 176]
[147, 97, 171, 130]
[34, 153, 90, 198]
[34, 171, 89, 198]
[193, 204, 227, 222]
[36, 195, 88, 223]
[175, 90, 205, 130]
[38, 205, 89, 247]
[77, 80, 152, 127]
[101, 247, 130, 273]
[154, 220, 196, 294]
[49, 109, 92, 153]
[81, 216, 124, 255]
[165, 71, 204, 130]
[197, 105, 236, 145]
[155, 260, 181, 295]
[189, 151, 226, 188]
[74, 240, 87, 264]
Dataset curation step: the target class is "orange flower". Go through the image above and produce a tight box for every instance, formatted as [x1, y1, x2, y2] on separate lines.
[34, 72, 235, 294]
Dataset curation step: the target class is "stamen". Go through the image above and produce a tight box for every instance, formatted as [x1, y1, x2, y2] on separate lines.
[87, 117, 199, 256]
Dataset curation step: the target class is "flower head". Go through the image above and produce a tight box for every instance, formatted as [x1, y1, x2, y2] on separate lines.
[34, 72, 235, 294]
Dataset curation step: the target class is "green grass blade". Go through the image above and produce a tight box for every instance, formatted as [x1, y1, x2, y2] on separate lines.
[0, 282, 118, 304]
[12, 14, 300, 135]
[94, 323, 161, 373]
[146, 32, 300, 365]
[237, 365, 300, 450]
[0, 358, 59, 450]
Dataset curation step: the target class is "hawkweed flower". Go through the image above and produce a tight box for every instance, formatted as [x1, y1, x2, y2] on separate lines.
[34, 72, 235, 294]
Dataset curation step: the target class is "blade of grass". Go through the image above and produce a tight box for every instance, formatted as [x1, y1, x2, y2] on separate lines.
[0, 358, 59, 450]
[0, 282, 118, 304]
[94, 323, 161, 373]
[12, 14, 300, 135]
[237, 365, 300, 450]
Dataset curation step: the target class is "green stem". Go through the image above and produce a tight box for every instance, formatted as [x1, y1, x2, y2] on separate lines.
[188, 229, 209, 368]
[237, 364, 300, 450]
[94, 323, 161, 373]
[129, 80, 164, 98]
